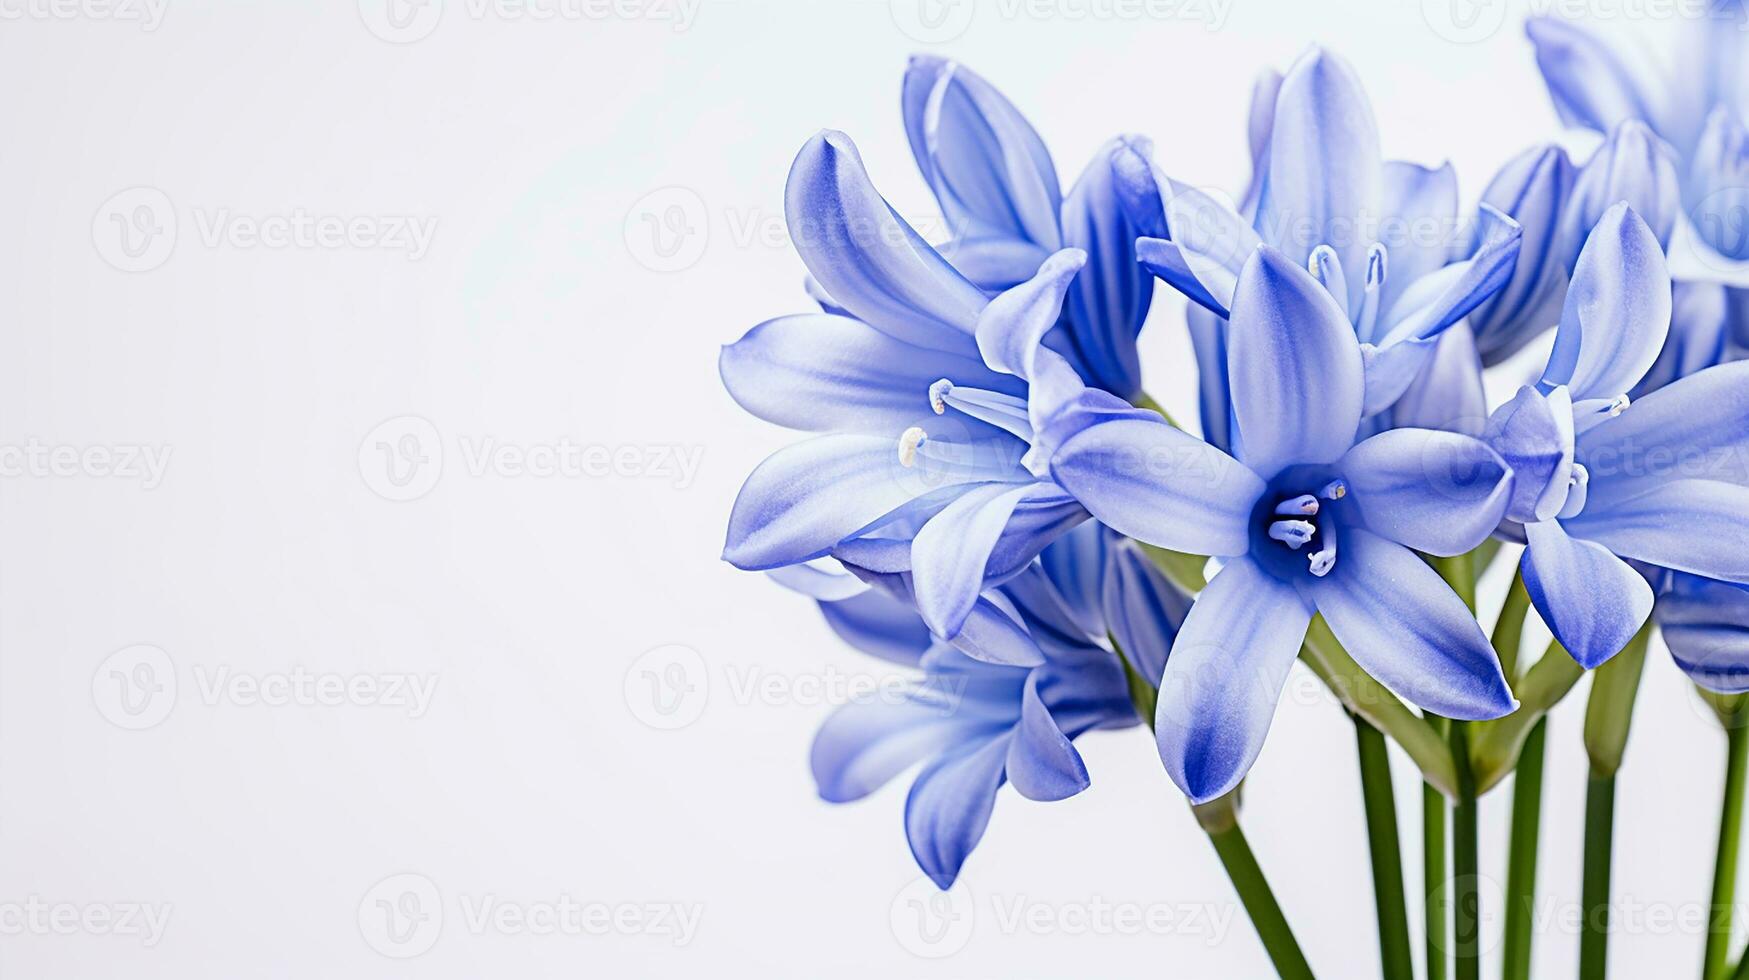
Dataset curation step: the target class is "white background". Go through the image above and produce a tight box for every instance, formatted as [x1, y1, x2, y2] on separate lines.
[0, 0, 1736, 976]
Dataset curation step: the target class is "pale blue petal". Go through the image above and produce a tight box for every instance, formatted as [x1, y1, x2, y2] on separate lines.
[819, 589, 934, 666]
[1566, 479, 1749, 583]
[1658, 573, 1749, 693]
[1485, 385, 1575, 525]
[1051, 416, 1261, 557]
[1227, 246, 1365, 478]
[1634, 280, 1729, 396]
[1377, 161, 1459, 317]
[786, 130, 988, 354]
[1390, 322, 1488, 436]
[1580, 361, 1749, 508]
[1110, 136, 1168, 240]
[1303, 528, 1515, 719]
[1377, 205, 1522, 348]
[1470, 144, 1579, 365]
[1565, 120, 1682, 249]
[905, 733, 1012, 888]
[1520, 519, 1653, 669]
[1526, 17, 1662, 135]
[936, 236, 1053, 291]
[1101, 533, 1191, 683]
[1540, 203, 1671, 401]
[1339, 428, 1512, 556]
[948, 594, 1047, 668]
[1689, 106, 1749, 261]
[1062, 137, 1153, 398]
[1136, 236, 1235, 317]
[812, 689, 990, 803]
[913, 483, 1039, 637]
[1154, 557, 1311, 804]
[1005, 673, 1091, 802]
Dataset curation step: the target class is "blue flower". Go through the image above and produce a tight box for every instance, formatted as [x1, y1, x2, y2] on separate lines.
[792, 524, 1180, 888]
[1115, 47, 1523, 448]
[1657, 571, 1749, 694]
[903, 57, 1154, 398]
[994, 241, 1518, 803]
[1526, 12, 1743, 259]
[1487, 202, 1749, 668]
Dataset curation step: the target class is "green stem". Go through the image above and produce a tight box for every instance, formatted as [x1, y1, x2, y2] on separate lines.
[1425, 714, 1449, 980]
[1706, 720, 1749, 980]
[1491, 570, 1532, 683]
[1501, 719, 1547, 980]
[1302, 616, 1458, 796]
[1449, 719, 1480, 980]
[1130, 390, 1180, 429]
[1735, 953, 1749, 980]
[1579, 773, 1617, 980]
[1199, 807, 1316, 980]
[1356, 718, 1414, 980]
[1470, 642, 1584, 794]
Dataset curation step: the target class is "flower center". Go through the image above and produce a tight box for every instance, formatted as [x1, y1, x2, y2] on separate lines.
[1258, 478, 1347, 578]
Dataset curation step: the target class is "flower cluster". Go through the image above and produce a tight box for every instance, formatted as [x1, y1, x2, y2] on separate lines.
[718, 25, 1749, 946]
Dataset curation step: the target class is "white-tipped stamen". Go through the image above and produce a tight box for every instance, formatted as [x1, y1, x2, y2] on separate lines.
[898, 427, 927, 468]
[928, 378, 953, 415]
[1308, 546, 1337, 577]
[1269, 520, 1316, 549]
[1608, 393, 1630, 417]
[1318, 479, 1348, 501]
[1275, 494, 1319, 516]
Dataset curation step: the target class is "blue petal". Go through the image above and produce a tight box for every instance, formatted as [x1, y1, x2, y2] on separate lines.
[1257, 47, 1382, 312]
[1110, 135, 1168, 240]
[1302, 528, 1515, 719]
[1540, 203, 1671, 401]
[1154, 556, 1312, 804]
[1239, 68, 1284, 216]
[1634, 280, 1729, 396]
[1566, 479, 1749, 583]
[1005, 673, 1091, 802]
[1339, 428, 1512, 556]
[1526, 17, 1662, 136]
[1101, 534, 1191, 683]
[1377, 205, 1522, 349]
[1136, 236, 1235, 317]
[786, 130, 989, 354]
[1036, 522, 1108, 637]
[1061, 137, 1153, 398]
[1389, 322, 1487, 436]
[1376, 161, 1459, 318]
[1581, 362, 1749, 509]
[936, 236, 1053, 291]
[1689, 106, 1749, 261]
[725, 435, 946, 570]
[1227, 245, 1365, 478]
[1565, 120, 1682, 249]
[1051, 416, 1262, 557]
[902, 57, 1063, 250]
[819, 589, 935, 666]
[721, 313, 1022, 433]
[905, 733, 1013, 888]
[768, 558, 868, 601]
[948, 594, 1048, 668]
[1469, 144, 1579, 365]
[1188, 304, 1235, 453]
[912, 482, 1041, 637]
[1520, 519, 1653, 669]
[812, 685, 990, 804]
[1658, 573, 1749, 694]
[1485, 385, 1575, 525]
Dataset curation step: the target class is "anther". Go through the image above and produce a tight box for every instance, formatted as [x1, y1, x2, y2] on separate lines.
[928, 379, 953, 415]
[1318, 479, 1348, 501]
[1608, 393, 1630, 417]
[1274, 494, 1319, 516]
[898, 427, 927, 468]
[1308, 547, 1337, 577]
[1268, 520, 1315, 549]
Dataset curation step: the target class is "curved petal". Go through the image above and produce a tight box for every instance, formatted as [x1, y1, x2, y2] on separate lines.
[913, 483, 1040, 637]
[1303, 529, 1515, 719]
[1005, 673, 1091, 802]
[1239, 68, 1284, 216]
[1258, 47, 1382, 311]
[811, 690, 988, 803]
[1110, 135, 1168, 241]
[1227, 245, 1366, 477]
[1154, 557, 1311, 805]
[725, 435, 942, 570]
[1061, 137, 1153, 398]
[1470, 144, 1579, 365]
[786, 130, 988, 354]
[905, 733, 1013, 888]
[1390, 321, 1487, 436]
[1520, 519, 1653, 669]
[1376, 161, 1459, 318]
[1526, 17, 1662, 136]
[1689, 106, 1749, 262]
[1565, 120, 1682, 250]
[903, 57, 1063, 251]
[819, 589, 934, 667]
[1188, 304, 1234, 453]
[1378, 205, 1522, 349]
[768, 558, 868, 601]
[1036, 521, 1108, 637]
[1102, 535, 1190, 683]
[1567, 479, 1749, 583]
[948, 594, 1048, 668]
[936, 236, 1052, 291]
[1580, 361, 1749, 507]
[1634, 280, 1729, 397]
[1485, 385, 1575, 525]
[1541, 202, 1672, 401]
[1658, 573, 1749, 694]
[1136, 236, 1235, 317]
[1051, 416, 1261, 557]
[1340, 428, 1512, 556]
[721, 314, 1021, 432]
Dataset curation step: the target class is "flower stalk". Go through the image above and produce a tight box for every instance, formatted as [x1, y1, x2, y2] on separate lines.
[1705, 693, 1749, 980]
[1195, 793, 1316, 980]
[1356, 717, 1414, 980]
[1578, 622, 1652, 979]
